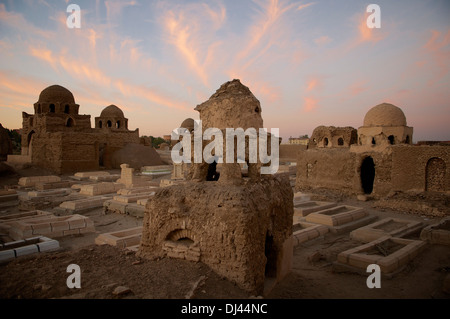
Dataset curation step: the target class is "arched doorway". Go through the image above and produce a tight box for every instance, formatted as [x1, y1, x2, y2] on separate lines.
[360, 156, 375, 194]
[425, 157, 446, 192]
[66, 118, 74, 127]
[338, 137, 344, 146]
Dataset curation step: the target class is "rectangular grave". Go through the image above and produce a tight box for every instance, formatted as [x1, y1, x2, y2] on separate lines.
[7, 214, 95, 240]
[294, 201, 337, 218]
[305, 205, 367, 226]
[351, 218, 424, 243]
[0, 210, 52, 223]
[18, 176, 61, 187]
[336, 236, 426, 274]
[59, 196, 111, 211]
[95, 227, 143, 249]
[113, 192, 155, 204]
[79, 183, 124, 196]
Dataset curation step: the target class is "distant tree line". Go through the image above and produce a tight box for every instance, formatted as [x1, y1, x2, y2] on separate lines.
[7, 128, 21, 154]
[141, 136, 167, 149]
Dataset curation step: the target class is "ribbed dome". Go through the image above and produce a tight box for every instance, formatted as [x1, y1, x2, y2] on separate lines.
[100, 105, 124, 118]
[363, 103, 407, 127]
[38, 85, 75, 104]
[180, 118, 195, 131]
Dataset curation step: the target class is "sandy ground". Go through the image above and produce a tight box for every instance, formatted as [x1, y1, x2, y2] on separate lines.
[0, 166, 449, 300]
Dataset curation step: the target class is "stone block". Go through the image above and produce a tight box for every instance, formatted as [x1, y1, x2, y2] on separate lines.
[68, 218, 86, 230]
[50, 221, 70, 232]
[31, 223, 52, 235]
[0, 250, 16, 263]
[14, 244, 39, 257]
[37, 239, 60, 252]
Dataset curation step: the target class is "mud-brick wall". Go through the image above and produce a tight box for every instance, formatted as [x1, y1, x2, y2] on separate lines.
[31, 132, 64, 173]
[60, 132, 99, 173]
[279, 144, 306, 162]
[296, 148, 358, 194]
[391, 145, 450, 192]
[138, 176, 293, 295]
[95, 129, 140, 169]
[361, 151, 393, 197]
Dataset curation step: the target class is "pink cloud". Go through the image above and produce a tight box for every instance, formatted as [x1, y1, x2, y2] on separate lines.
[357, 12, 384, 44]
[160, 3, 226, 87]
[303, 96, 318, 112]
[28, 45, 189, 111]
[314, 35, 331, 46]
[348, 80, 368, 96]
[0, 4, 53, 38]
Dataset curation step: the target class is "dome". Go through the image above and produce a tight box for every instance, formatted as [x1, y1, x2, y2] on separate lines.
[38, 85, 75, 104]
[363, 103, 407, 127]
[180, 118, 195, 131]
[100, 105, 124, 118]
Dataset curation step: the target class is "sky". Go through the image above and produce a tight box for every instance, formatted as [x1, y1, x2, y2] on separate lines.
[0, 0, 449, 143]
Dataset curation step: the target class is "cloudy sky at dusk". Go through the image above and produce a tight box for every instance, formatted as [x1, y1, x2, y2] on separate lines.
[0, 0, 449, 142]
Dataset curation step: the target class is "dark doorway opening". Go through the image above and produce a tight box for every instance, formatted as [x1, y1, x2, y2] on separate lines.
[99, 143, 106, 167]
[361, 156, 375, 194]
[64, 104, 70, 114]
[323, 138, 329, 147]
[49, 104, 55, 113]
[388, 135, 395, 145]
[66, 118, 74, 127]
[338, 137, 344, 146]
[264, 233, 277, 278]
[206, 161, 220, 181]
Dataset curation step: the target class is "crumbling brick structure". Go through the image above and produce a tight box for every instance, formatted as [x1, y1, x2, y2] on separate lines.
[138, 80, 293, 295]
[8, 85, 161, 173]
[296, 103, 449, 196]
